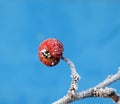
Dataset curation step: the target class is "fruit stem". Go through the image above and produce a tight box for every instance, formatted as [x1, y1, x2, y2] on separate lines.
[61, 56, 80, 95]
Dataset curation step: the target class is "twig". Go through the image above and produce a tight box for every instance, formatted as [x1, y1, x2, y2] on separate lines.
[53, 57, 120, 104]
[61, 56, 80, 95]
[95, 68, 120, 89]
[53, 56, 80, 104]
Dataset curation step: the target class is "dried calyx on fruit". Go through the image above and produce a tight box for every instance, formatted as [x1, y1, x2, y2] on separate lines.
[38, 38, 64, 66]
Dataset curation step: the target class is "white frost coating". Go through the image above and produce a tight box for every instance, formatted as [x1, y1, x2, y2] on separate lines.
[53, 57, 120, 104]
[51, 62, 55, 65]
[40, 49, 46, 53]
[55, 41, 57, 44]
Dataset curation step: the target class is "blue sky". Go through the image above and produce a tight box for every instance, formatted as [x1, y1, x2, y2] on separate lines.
[0, 1, 120, 104]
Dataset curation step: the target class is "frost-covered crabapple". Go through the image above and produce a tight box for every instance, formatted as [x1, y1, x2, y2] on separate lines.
[38, 38, 64, 66]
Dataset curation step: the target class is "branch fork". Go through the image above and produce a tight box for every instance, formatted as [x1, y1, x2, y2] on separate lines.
[53, 56, 120, 104]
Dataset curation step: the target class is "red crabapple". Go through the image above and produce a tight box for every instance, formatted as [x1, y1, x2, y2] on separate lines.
[38, 38, 64, 66]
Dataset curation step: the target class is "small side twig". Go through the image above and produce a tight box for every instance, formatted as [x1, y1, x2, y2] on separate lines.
[53, 57, 120, 104]
[95, 68, 120, 88]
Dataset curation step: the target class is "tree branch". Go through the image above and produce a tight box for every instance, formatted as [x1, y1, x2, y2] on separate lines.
[53, 57, 120, 104]
[61, 56, 80, 95]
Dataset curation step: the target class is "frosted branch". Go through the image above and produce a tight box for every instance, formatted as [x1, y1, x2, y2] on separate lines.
[61, 56, 80, 95]
[53, 57, 120, 104]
